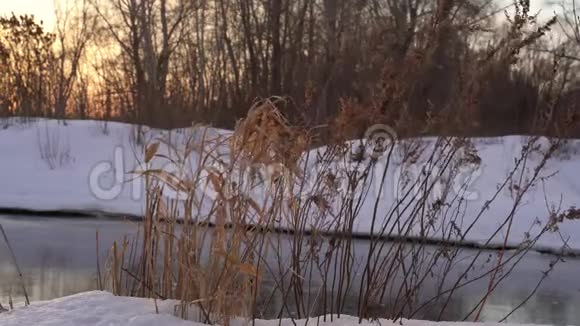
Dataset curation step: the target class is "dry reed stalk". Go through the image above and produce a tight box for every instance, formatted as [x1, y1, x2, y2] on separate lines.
[96, 229, 103, 290]
[0, 223, 29, 305]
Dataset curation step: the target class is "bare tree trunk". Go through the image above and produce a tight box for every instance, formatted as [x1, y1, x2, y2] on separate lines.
[269, 0, 282, 95]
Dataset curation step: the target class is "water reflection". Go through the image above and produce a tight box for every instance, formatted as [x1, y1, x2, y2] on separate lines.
[0, 216, 138, 303]
[0, 215, 579, 325]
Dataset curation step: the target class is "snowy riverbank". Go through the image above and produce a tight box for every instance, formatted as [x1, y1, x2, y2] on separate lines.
[0, 291, 551, 326]
[0, 118, 579, 251]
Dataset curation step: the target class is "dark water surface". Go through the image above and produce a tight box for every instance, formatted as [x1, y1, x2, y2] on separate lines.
[0, 215, 579, 325]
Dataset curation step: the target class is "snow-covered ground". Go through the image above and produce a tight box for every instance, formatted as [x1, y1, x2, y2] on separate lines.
[0, 291, 190, 326]
[0, 291, 550, 326]
[0, 118, 579, 251]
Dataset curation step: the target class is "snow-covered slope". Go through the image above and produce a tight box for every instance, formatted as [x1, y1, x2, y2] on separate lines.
[1, 119, 147, 215]
[0, 118, 578, 251]
[0, 118, 229, 216]
[0, 291, 550, 326]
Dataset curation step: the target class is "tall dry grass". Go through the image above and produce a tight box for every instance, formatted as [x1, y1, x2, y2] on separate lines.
[103, 100, 569, 324]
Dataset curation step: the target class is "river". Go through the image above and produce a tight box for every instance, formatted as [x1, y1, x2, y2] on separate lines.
[0, 215, 579, 325]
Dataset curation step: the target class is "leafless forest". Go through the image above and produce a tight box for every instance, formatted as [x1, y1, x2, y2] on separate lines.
[1, 0, 580, 138]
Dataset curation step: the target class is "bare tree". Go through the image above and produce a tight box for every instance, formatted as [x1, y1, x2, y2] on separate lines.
[92, 0, 192, 127]
[53, 0, 97, 121]
[0, 15, 55, 118]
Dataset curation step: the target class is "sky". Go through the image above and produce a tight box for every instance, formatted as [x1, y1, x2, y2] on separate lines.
[0, 0, 56, 29]
[0, 0, 559, 33]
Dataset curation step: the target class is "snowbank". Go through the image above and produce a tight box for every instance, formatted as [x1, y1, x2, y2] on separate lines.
[0, 291, 190, 326]
[0, 291, 549, 326]
[0, 118, 579, 251]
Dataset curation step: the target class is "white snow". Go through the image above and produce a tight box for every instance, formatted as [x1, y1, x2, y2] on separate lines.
[0, 291, 191, 326]
[0, 291, 550, 326]
[0, 118, 579, 251]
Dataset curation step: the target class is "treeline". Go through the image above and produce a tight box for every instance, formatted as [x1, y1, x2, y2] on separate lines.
[1, 0, 580, 137]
